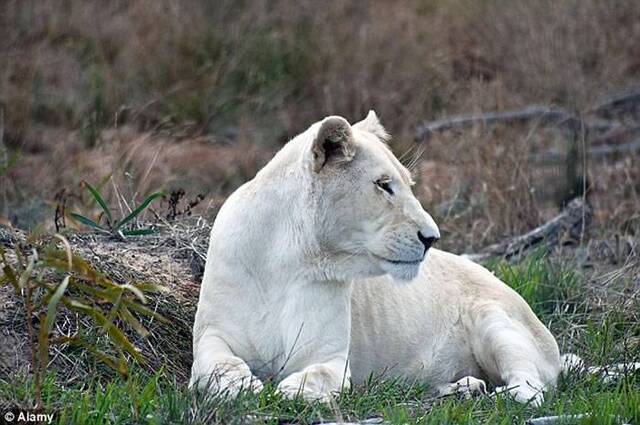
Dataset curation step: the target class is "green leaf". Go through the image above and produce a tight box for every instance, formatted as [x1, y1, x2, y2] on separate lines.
[44, 275, 70, 334]
[114, 192, 165, 231]
[69, 213, 106, 231]
[83, 181, 113, 225]
[122, 228, 157, 236]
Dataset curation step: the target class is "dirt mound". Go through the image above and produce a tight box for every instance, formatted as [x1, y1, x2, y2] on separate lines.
[0, 219, 210, 383]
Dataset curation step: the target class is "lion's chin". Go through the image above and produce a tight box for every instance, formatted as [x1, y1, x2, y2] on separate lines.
[379, 260, 421, 282]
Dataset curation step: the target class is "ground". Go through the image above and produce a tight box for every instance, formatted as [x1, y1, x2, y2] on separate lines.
[1, 247, 639, 424]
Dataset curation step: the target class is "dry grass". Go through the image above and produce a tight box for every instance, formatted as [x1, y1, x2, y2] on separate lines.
[3, 1, 639, 131]
[1, 0, 639, 248]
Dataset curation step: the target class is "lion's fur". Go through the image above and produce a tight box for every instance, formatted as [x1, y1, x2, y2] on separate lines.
[190, 112, 561, 405]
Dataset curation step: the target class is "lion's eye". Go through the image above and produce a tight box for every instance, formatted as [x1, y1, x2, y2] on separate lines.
[375, 177, 394, 195]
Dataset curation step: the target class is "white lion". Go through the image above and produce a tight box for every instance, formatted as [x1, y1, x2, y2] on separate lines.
[190, 112, 565, 406]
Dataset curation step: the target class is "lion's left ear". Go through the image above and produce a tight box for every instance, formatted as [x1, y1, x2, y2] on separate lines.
[312, 116, 356, 172]
[353, 110, 390, 141]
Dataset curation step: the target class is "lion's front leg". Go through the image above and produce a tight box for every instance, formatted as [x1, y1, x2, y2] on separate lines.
[190, 331, 263, 397]
[277, 359, 350, 402]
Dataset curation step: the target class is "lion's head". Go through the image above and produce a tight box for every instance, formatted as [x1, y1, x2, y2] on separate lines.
[306, 111, 440, 281]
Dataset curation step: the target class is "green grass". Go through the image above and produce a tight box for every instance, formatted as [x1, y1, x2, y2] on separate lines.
[2, 368, 638, 424]
[2, 254, 639, 424]
[491, 252, 583, 320]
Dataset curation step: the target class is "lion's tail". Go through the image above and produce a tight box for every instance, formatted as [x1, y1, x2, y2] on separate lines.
[561, 353, 640, 376]
[560, 353, 584, 373]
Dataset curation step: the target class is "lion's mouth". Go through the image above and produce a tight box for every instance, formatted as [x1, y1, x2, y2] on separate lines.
[371, 253, 423, 265]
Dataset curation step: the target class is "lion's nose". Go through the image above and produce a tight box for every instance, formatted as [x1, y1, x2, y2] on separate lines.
[417, 231, 438, 255]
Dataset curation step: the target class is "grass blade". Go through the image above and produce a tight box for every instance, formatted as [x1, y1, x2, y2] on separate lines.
[122, 298, 169, 323]
[70, 213, 105, 231]
[37, 312, 49, 373]
[120, 283, 147, 303]
[83, 181, 113, 225]
[2, 265, 20, 294]
[44, 275, 70, 334]
[17, 252, 35, 290]
[114, 192, 164, 231]
[119, 306, 150, 338]
[53, 336, 121, 372]
[122, 228, 157, 236]
[67, 300, 145, 363]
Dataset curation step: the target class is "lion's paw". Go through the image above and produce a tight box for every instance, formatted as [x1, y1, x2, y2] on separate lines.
[191, 371, 263, 399]
[493, 382, 544, 407]
[437, 376, 487, 399]
[277, 380, 331, 403]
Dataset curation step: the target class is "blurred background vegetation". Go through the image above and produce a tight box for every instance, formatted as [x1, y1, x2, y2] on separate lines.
[1, 0, 639, 252]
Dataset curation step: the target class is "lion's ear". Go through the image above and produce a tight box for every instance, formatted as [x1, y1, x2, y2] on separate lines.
[312, 116, 356, 172]
[353, 110, 390, 141]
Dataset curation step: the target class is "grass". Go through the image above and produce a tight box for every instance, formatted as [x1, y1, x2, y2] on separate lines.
[1, 253, 638, 424]
[2, 366, 638, 424]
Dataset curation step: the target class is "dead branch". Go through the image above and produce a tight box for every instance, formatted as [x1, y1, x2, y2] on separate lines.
[415, 101, 635, 143]
[464, 198, 589, 263]
[591, 88, 640, 119]
[416, 106, 588, 142]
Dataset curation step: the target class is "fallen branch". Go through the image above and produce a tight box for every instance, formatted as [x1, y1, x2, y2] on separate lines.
[416, 106, 589, 142]
[591, 88, 640, 119]
[415, 89, 640, 143]
[464, 198, 588, 263]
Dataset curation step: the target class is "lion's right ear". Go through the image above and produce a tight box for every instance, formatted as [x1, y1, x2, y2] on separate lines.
[311, 116, 356, 172]
[353, 110, 389, 141]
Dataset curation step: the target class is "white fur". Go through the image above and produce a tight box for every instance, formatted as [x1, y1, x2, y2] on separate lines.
[190, 112, 561, 406]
